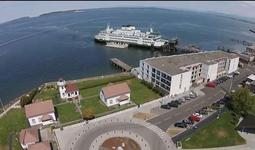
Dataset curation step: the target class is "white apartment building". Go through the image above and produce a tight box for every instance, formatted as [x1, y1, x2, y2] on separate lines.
[138, 51, 239, 97]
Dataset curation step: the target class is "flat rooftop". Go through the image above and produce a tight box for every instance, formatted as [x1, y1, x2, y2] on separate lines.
[247, 45, 255, 50]
[143, 51, 238, 75]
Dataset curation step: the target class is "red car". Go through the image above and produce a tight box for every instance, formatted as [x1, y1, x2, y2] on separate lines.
[206, 82, 216, 88]
[189, 115, 201, 122]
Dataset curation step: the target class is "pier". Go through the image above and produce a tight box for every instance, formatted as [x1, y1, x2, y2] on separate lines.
[230, 38, 253, 47]
[110, 58, 132, 72]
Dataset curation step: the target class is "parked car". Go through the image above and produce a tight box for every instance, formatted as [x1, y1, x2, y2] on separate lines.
[216, 99, 225, 105]
[206, 82, 216, 88]
[173, 100, 182, 105]
[182, 119, 194, 125]
[234, 71, 240, 75]
[168, 101, 179, 108]
[184, 95, 191, 101]
[160, 104, 171, 109]
[226, 74, 233, 79]
[188, 115, 200, 122]
[193, 113, 203, 119]
[197, 109, 208, 115]
[174, 122, 187, 128]
[178, 98, 186, 103]
[190, 94, 197, 99]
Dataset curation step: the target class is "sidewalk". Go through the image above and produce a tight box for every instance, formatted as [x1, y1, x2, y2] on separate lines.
[0, 99, 20, 118]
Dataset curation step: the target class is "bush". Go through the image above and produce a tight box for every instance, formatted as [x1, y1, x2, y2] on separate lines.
[141, 80, 168, 96]
[20, 89, 38, 107]
[82, 107, 95, 120]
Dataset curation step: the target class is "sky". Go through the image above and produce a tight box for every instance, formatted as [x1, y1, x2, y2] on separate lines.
[1, 1, 255, 23]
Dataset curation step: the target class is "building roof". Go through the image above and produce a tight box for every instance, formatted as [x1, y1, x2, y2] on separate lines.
[143, 51, 238, 75]
[65, 83, 79, 93]
[237, 114, 255, 129]
[25, 100, 54, 118]
[247, 74, 255, 81]
[247, 45, 255, 50]
[101, 82, 130, 99]
[19, 127, 40, 145]
[28, 141, 51, 150]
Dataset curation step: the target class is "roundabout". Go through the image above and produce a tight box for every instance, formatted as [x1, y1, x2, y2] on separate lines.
[64, 118, 176, 150]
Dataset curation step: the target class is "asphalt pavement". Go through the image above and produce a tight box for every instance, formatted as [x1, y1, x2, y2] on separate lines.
[147, 66, 255, 132]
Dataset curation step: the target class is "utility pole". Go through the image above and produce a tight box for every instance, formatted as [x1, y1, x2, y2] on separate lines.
[0, 97, 5, 112]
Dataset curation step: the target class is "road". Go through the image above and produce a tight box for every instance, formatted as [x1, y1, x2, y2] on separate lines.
[147, 65, 255, 131]
[172, 107, 226, 143]
[147, 87, 225, 131]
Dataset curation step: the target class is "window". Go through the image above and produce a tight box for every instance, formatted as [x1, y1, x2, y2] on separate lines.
[109, 100, 113, 104]
[32, 119, 36, 124]
[157, 70, 160, 75]
[68, 93, 70, 97]
[152, 68, 156, 73]
[156, 75, 160, 80]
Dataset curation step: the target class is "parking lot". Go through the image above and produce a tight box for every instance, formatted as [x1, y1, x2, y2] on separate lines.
[148, 64, 255, 133]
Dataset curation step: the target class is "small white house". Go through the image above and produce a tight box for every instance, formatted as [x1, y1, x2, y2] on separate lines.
[19, 127, 40, 149]
[25, 100, 56, 126]
[100, 82, 131, 107]
[57, 78, 80, 100]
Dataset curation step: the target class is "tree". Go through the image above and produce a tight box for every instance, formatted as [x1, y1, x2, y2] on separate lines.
[20, 89, 38, 107]
[82, 107, 95, 120]
[230, 87, 255, 116]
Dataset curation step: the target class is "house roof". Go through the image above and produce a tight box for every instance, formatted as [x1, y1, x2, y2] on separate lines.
[19, 127, 39, 145]
[25, 100, 54, 118]
[237, 114, 255, 129]
[65, 83, 78, 93]
[101, 82, 130, 99]
[28, 141, 51, 150]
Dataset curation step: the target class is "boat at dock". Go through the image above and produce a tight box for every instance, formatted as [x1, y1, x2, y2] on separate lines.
[95, 25, 178, 51]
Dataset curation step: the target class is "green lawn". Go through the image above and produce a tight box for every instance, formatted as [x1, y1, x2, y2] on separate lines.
[181, 111, 246, 149]
[80, 96, 135, 117]
[34, 87, 63, 104]
[77, 74, 134, 90]
[34, 74, 161, 124]
[55, 103, 82, 124]
[79, 86, 103, 98]
[0, 108, 28, 150]
[128, 79, 161, 104]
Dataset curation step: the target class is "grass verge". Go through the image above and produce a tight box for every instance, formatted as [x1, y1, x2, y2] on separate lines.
[0, 108, 28, 150]
[55, 103, 81, 124]
[181, 111, 246, 149]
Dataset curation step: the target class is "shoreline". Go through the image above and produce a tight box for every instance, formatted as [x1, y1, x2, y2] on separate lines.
[0, 72, 131, 116]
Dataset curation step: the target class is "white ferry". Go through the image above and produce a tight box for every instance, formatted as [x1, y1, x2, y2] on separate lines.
[95, 25, 177, 50]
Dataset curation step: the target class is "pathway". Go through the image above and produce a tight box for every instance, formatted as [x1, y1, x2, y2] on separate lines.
[0, 99, 20, 118]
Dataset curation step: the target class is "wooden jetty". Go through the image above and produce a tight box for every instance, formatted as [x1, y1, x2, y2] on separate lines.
[110, 58, 132, 72]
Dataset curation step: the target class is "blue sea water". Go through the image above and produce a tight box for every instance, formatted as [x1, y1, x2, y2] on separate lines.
[0, 8, 255, 104]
